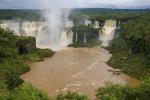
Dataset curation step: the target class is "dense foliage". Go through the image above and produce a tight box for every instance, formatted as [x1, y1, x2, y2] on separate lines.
[0, 29, 18, 58]
[70, 9, 149, 23]
[0, 9, 149, 22]
[95, 11, 150, 100]
[0, 10, 43, 21]
[1, 83, 49, 100]
[5, 72, 24, 91]
[1, 83, 88, 100]
[107, 13, 150, 78]
[51, 92, 88, 100]
[96, 77, 150, 100]
[0, 28, 54, 97]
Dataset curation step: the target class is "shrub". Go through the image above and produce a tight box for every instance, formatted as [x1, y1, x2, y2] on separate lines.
[96, 77, 150, 100]
[51, 92, 88, 100]
[5, 72, 24, 90]
[3, 83, 49, 100]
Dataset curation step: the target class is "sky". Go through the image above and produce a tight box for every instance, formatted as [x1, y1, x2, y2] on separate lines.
[0, 0, 150, 9]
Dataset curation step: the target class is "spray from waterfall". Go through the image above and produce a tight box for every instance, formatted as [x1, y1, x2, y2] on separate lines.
[36, 0, 73, 51]
[34, 1, 117, 49]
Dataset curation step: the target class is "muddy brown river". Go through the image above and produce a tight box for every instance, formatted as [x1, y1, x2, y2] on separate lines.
[21, 47, 138, 100]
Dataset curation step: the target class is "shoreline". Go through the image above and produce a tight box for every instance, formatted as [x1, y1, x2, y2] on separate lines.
[21, 47, 139, 100]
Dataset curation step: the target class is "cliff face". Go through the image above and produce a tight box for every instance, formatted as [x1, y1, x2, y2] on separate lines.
[84, 20, 117, 46]
[0, 20, 117, 49]
[0, 20, 47, 36]
[0, 20, 74, 50]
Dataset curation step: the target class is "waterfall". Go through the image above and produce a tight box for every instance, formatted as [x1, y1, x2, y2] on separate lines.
[0, 20, 74, 51]
[93, 20, 99, 29]
[100, 20, 117, 47]
[75, 33, 78, 43]
[84, 33, 87, 44]
[85, 20, 92, 26]
[35, 25, 48, 49]
[0, 20, 20, 35]
[36, 19, 74, 51]
[59, 29, 73, 49]
[0, 19, 117, 49]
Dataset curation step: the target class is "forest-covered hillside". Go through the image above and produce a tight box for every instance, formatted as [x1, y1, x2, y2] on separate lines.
[108, 12, 150, 79]
[94, 11, 150, 100]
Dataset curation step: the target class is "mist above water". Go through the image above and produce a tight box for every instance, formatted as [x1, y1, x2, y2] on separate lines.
[36, 1, 117, 50]
[38, 0, 73, 50]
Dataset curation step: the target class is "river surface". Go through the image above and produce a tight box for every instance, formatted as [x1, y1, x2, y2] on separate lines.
[21, 47, 138, 99]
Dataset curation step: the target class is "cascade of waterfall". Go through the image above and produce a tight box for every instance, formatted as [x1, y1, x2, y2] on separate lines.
[0, 19, 117, 49]
[0, 20, 20, 35]
[84, 33, 87, 44]
[45, 20, 74, 51]
[85, 20, 92, 26]
[75, 33, 78, 43]
[93, 20, 99, 29]
[100, 20, 117, 47]
[0, 20, 74, 51]
[35, 26, 48, 49]
[59, 29, 73, 49]
[36, 20, 74, 51]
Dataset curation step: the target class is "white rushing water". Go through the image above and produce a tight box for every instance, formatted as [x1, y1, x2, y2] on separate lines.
[37, 0, 75, 51]
[36, 20, 74, 50]
[100, 20, 117, 47]
[0, 20, 74, 51]
[93, 20, 100, 29]
[0, 19, 117, 49]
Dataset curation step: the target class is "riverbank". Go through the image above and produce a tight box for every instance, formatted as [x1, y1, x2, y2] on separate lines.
[95, 13, 150, 100]
[106, 13, 150, 79]
[0, 48, 55, 94]
[0, 49, 55, 100]
[0, 28, 55, 99]
[21, 46, 138, 100]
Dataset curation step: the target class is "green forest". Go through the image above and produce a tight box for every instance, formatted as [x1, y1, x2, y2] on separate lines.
[0, 10, 43, 21]
[97, 12, 150, 100]
[0, 9, 150, 100]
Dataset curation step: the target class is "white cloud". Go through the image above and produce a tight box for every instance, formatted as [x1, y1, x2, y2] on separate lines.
[73, 0, 150, 8]
[0, 0, 150, 9]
